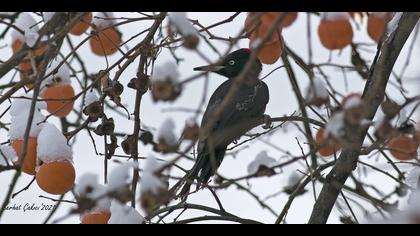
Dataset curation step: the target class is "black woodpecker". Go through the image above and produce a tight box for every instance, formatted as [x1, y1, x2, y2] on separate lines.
[179, 48, 270, 196]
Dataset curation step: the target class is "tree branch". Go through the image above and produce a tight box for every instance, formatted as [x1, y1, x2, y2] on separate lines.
[308, 13, 420, 224]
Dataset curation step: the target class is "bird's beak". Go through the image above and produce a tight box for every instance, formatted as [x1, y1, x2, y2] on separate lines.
[194, 64, 225, 72]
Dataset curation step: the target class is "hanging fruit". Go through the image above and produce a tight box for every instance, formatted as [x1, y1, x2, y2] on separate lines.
[36, 160, 76, 194]
[263, 12, 298, 28]
[9, 92, 46, 175]
[40, 59, 75, 118]
[245, 13, 285, 65]
[245, 12, 283, 44]
[315, 128, 342, 157]
[89, 12, 122, 56]
[367, 12, 394, 42]
[318, 12, 353, 50]
[69, 12, 93, 36]
[35, 124, 75, 195]
[11, 138, 38, 175]
[388, 135, 419, 161]
[250, 35, 284, 65]
[81, 211, 111, 224]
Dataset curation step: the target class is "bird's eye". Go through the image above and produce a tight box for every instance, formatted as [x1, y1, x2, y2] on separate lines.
[228, 60, 235, 66]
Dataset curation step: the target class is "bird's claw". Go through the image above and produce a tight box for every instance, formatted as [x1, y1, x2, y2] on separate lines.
[262, 115, 273, 129]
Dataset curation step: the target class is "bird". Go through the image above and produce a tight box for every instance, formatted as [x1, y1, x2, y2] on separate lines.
[177, 48, 270, 197]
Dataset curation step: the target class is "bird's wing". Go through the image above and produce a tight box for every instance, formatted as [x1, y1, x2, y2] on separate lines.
[200, 79, 232, 128]
[197, 80, 232, 154]
[200, 80, 270, 149]
[186, 80, 269, 191]
[213, 81, 269, 145]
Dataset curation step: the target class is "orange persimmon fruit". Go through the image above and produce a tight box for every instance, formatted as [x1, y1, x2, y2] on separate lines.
[81, 211, 111, 224]
[18, 59, 35, 89]
[12, 39, 46, 57]
[263, 12, 298, 28]
[315, 128, 342, 157]
[318, 18, 353, 50]
[36, 160, 76, 195]
[11, 137, 38, 175]
[388, 135, 419, 161]
[367, 13, 394, 43]
[41, 85, 75, 118]
[249, 35, 284, 65]
[245, 13, 281, 44]
[89, 27, 122, 56]
[69, 12, 93, 36]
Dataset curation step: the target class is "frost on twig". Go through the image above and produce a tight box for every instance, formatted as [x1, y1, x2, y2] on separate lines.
[107, 163, 136, 202]
[75, 173, 111, 214]
[92, 12, 115, 29]
[342, 94, 366, 126]
[140, 156, 170, 216]
[0, 145, 18, 166]
[155, 118, 179, 153]
[305, 77, 329, 107]
[247, 151, 279, 177]
[42, 58, 71, 88]
[283, 172, 307, 196]
[83, 89, 103, 122]
[84, 89, 99, 107]
[168, 12, 200, 49]
[151, 60, 182, 102]
[108, 200, 144, 224]
[324, 112, 346, 141]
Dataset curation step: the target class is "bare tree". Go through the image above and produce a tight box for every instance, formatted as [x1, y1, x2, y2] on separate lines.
[0, 12, 419, 224]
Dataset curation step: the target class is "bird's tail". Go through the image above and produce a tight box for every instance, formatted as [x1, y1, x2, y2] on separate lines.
[177, 146, 227, 198]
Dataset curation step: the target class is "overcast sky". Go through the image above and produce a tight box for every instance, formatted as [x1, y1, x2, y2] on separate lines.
[0, 12, 419, 224]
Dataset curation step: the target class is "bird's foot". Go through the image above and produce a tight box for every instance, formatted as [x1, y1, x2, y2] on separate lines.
[262, 115, 273, 129]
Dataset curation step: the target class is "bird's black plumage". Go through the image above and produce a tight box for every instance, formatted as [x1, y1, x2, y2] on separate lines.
[179, 48, 269, 196]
